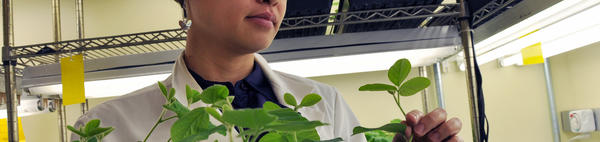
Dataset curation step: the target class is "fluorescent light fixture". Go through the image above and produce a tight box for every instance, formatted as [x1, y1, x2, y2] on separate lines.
[501, 23, 600, 66]
[23, 50, 180, 98]
[499, 53, 523, 67]
[475, 0, 600, 65]
[269, 46, 455, 77]
[27, 73, 170, 98]
[478, 0, 600, 66]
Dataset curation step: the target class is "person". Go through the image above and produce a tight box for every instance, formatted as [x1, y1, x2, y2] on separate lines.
[72, 0, 463, 141]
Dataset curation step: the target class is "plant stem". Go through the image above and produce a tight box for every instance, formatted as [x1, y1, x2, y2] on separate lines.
[143, 109, 167, 142]
[162, 115, 177, 122]
[292, 132, 298, 142]
[408, 135, 413, 142]
[249, 133, 258, 142]
[392, 93, 407, 117]
[227, 127, 234, 142]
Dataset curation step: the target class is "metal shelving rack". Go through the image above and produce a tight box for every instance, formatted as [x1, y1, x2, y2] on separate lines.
[1, 0, 516, 141]
[10, 4, 461, 69]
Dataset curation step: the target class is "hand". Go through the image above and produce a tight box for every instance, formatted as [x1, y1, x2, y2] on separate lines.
[393, 108, 463, 142]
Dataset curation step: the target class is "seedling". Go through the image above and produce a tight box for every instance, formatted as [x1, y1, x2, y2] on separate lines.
[69, 58, 426, 142]
[71, 82, 342, 142]
[67, 119, 114, 142]
[352, 59, 431, 142]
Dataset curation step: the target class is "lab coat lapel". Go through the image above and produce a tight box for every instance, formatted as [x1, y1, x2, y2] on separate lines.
[171, 52, 241, 141]
[171, 52, 207, 109]
[253, 54, 315, 108]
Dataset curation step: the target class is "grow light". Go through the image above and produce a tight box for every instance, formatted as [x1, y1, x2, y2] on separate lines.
[269, 46, 455, 77]
[473, 0, 600, 65]
[499, 2, 600, 66]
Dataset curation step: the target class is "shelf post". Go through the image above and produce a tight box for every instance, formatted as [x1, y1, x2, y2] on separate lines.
[2, 0, 19, 141]
[457, 0, 483, 141]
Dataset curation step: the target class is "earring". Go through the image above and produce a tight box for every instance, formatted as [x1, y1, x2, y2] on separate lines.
[179, 18, 192, 30]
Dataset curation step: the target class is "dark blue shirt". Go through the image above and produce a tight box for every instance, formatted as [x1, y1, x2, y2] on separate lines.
[188, 62, 286, 109]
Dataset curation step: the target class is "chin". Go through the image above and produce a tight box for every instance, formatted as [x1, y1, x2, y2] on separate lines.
[247, 39, 273, 52]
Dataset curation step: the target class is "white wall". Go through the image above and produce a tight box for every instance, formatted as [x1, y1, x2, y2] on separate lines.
[6, 0, 181, 141]
[7, 0, 600, 142]
[550, 42, 600, 142]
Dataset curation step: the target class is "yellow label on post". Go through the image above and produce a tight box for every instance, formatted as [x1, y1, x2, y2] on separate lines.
[521, 42, 545, 65]
[61, 54, 86, 106]
[0, 117, 26, 142]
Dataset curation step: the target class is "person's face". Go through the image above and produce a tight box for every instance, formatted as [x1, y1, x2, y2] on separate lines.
[187, 0, 287, 54]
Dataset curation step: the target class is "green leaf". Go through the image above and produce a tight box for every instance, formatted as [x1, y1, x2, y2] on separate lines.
[268, 108, 307, 122]
[86, 127, 114, 138]
[227, 96, 235, 104]
[390, 119, 403, 123]
[237, 128, 260, 138]
[259, 132, 287, 142]
[358, 83, 397, 92]
[185, 85, 199, 104]
[163, 99, 191, 118]
[171, 107, 218, 142]
[283, 93, 297, 106]
[299, 94, 321, 107]
[158, 82, 168, 98]
[387, 90, 396, 95]
[279, 130, 320, 142]
[169, 88, 176, 101]
[205, 107, 224, 124]
[266, 121, 327, 132]
[102, 127, 114, 136]
[84, 119, 101, 134]
[352, 123, 406, 136]
[179, 125, 226, 142]
[263, 101, 282, 111]
[222, 109, 277, 129]
[67, 125, 86, 137]
[87, 137, 98, 142]
[388, 59, 411, 86]
[213, 125, 227, 136]
[303, 137, 344, 142]
[296, 130, 321, 142]
[199, 85, 229, 104]
[398, 77, 431, 96]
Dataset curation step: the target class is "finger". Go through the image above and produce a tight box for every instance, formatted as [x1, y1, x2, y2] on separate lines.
[443, 136, 463, 142]
[428, 118, 462, 142]
[400, 121, 411, 136]
[414, 108, 447, 137]
[404, 125, 412, 136]
[393, 133, 402, 142]
[406, 110, 424, 126]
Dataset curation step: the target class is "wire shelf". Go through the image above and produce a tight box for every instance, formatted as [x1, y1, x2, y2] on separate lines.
[472, 0, 521, 27]
[280, 4, 460, 30]
[6, 2, 515, 75]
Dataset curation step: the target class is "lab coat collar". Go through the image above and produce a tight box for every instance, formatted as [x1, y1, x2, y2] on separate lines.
[170, 52, 312, 109]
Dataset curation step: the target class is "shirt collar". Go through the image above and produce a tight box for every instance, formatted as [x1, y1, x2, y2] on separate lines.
[171, 52, 315, 109]
[187, 61, 267, 93]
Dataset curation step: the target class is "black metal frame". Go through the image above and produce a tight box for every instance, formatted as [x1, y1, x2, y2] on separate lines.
[1, 0, 519, 141]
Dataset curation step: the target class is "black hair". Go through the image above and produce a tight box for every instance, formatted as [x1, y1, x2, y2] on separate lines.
[174, 0, 184, 8]
[174, 0, 186, 17]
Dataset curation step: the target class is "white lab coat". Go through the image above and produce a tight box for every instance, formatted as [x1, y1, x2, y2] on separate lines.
[72, 52, 366, 142]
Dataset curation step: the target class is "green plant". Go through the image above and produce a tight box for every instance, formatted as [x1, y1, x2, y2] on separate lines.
[69, 58, 426, 142]
[363, 119, 403, 142]
[352, 59, 431, 142]
[67, 119, 114, 142]
[72, 82, 342, 142]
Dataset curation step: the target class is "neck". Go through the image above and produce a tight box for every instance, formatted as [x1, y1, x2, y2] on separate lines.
[183, 31, 255, 85]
